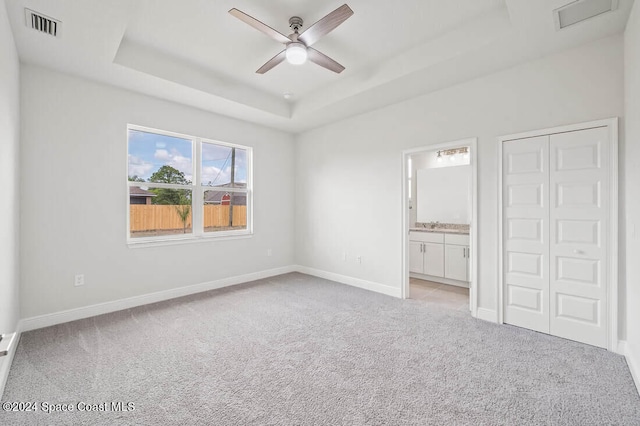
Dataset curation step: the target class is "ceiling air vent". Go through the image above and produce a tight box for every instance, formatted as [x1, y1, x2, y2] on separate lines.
[25, 8, 60, 37]
[554, 0, 619, 30]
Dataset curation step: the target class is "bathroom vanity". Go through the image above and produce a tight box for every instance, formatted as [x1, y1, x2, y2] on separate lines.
[409, 227, 470, 287]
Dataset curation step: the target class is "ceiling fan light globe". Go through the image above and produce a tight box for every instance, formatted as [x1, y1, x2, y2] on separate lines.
[286, 43, 308, 65]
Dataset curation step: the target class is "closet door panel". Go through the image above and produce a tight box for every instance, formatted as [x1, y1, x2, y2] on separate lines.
[549, 127, 609, 348]
[503, 136, 550, 334]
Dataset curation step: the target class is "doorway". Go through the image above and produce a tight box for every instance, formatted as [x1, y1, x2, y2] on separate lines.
[401, 138, 478, 317]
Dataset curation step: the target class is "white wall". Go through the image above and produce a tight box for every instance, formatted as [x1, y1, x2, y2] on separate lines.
[624, 0, 640, 382]
[20, 65, 295, 318]
[295, 35, 624, 315]
[0, 0, 20, 334]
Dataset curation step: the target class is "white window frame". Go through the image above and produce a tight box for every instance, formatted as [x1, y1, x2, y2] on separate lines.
[126, 124, 253, 247]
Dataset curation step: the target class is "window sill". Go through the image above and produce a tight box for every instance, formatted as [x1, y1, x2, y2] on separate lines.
[127, 232, 253, 249]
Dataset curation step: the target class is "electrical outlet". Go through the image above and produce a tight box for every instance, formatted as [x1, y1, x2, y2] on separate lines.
[267, 249, 272, 257]
[357, 256, 362, 264]
[342, 251, 347, 261]
[74, 274, 85, 287]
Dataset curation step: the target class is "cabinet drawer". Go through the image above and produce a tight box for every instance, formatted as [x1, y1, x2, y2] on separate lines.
[409, 232, 444, 243]
[444, 233, 470, 245]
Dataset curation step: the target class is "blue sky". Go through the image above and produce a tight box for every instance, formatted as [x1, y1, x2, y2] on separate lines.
[128, 129, 247, 185]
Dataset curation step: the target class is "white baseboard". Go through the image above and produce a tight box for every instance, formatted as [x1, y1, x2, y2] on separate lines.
[476, 307, 498, 323]
[625, 341, 640, 395]
[9, 265, 636, 398]
[295, 266, 402, 298]
[19, 266, 296, 332]
[19, 265, 400, 333]
[0, 329, 21, 399]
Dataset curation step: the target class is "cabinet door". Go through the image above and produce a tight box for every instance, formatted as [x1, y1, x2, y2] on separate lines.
[409, 241, 424, 274]
[424, 242, 444, 277]
[445, 244, 468, 281]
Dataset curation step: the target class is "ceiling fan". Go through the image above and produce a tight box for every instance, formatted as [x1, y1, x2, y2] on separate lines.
[229, 4, 354, 74]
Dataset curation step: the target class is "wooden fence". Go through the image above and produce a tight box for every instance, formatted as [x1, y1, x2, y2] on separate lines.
[130, 205, 247, 232]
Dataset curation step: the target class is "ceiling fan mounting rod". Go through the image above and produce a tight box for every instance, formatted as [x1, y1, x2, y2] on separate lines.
[289, 16, 303, 32]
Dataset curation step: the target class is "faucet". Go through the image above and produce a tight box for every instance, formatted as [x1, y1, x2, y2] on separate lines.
[428, 221, 439, 229]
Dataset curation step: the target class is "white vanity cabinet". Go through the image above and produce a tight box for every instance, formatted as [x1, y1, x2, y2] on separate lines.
[409, 232, 445, 277]
[444, 234, 470, 282]
[409, 241, 425, 274]
[410, 231, 469, 285]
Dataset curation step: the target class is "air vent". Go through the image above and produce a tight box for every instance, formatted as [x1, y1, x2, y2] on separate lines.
[554, 0, 619, 30]
[25, 8, 61, 37]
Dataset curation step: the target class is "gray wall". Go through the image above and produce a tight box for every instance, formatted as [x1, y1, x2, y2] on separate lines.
[624, 0, 640, 375]
[0, 0, 20, 334]
[19, 65, 295, 318]
[295, 35, 624, 321]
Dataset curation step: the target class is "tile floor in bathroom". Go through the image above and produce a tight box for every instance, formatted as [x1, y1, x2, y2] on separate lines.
[409, 278, 469, 312]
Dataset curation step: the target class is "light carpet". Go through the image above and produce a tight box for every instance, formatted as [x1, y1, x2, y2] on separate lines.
[1, 273, 639, 425]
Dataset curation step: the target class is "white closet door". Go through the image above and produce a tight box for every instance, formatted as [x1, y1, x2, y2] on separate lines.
[503, 136, 550, 334]
[549, 127, 609, 348]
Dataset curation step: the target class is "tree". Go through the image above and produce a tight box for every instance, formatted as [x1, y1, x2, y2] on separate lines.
[147, 165, 191, 205]
[128, 175, 145, 182]
[174, 192, 191, 234]
[148, 165, 190, 185]
[147, 165, 191, 232]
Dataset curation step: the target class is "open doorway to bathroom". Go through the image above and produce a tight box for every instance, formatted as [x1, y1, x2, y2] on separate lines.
[402, 139, 478, 316]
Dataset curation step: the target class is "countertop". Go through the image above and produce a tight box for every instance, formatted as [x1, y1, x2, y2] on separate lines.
[410, 227, 470, 235]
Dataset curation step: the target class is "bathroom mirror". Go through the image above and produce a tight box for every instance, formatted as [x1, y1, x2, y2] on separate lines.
[416, 166, 471, 224]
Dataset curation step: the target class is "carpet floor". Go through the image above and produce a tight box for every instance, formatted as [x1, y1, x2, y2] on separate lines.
[1, 273, 639, 425]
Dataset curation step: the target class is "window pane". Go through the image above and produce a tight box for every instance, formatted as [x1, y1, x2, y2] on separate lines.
[203, 189, 247, 233]
[129, 186, 193, 238]
[201, 142, 247, 187]
[128, 129, 193, 184]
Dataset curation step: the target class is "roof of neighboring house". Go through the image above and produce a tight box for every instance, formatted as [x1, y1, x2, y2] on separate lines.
[204, 182, 247, 205]
[129, 186, 156, 198]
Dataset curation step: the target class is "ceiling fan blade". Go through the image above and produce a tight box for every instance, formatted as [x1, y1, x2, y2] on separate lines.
[298, 4, 354, 47]
[307, 48, 345, 73]
[256, 50, 286, 74]
[229, 8, 291, 45]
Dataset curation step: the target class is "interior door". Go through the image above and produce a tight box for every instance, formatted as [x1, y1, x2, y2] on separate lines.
[549, 127, 609, 348]
[503, 136, 550, 334]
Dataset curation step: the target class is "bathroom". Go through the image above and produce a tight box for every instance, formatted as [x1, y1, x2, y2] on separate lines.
[407, 144, 473, 310]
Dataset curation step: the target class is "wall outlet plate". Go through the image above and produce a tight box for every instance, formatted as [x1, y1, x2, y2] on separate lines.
[74, 274, 85, 286]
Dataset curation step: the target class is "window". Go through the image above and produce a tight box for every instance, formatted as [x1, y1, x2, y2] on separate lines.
[127, 125, 252, 243]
